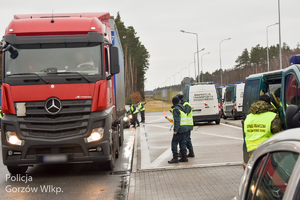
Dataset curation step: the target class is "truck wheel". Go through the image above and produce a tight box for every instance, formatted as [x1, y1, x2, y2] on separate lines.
[215, 119, 220, 125]
[7, 166, 28, 174]
[233, 115, 237, 120]
[101, 143, 115, 170]
[119, 120, 124, 147]
[223, 115, 227, 119]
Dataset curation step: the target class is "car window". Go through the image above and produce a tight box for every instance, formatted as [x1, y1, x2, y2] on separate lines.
[246, 155, 268, 200]
[285, 73, 300, 109]
[252, 152, 299, 200]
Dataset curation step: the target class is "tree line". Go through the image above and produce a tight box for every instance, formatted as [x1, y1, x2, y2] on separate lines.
[114, 12, 150, 99]
[155, 42, 300, 93]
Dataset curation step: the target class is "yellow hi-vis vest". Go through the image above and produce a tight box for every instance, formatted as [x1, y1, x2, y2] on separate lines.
[244, 112, 277, 152]
[130, 105, 139, 114]
[183, 102, 194, 126]
[172, 108, 188, 126]
[138, 102, 145, 111]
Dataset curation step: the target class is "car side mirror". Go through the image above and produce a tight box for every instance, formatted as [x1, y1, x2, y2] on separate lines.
[286, 105, 300, 128]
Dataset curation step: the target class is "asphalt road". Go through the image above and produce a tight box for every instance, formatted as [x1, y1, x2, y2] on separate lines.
[0, 128, 135, 200]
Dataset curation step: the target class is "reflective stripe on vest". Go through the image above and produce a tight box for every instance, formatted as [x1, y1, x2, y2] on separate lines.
[183, 102, 194, 126]
[244, 112, 276, 152]
[130, 105, 139, 114]
[138, 103, 145, 111]
[172, 108, 188, 126]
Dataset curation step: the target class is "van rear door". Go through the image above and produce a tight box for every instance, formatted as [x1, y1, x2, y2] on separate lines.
[236, 83, 245, 113]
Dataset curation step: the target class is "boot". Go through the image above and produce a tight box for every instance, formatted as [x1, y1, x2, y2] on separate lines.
[168, 154, 179, 164]
[179, 153, 188, 162]
[187, 150, 195, 157]
[178, 151, 183, 158]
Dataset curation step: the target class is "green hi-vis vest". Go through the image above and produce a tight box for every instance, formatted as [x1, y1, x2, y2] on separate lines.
[172, 108, 188, 126]
[183, 102, 194, 126]
[0, 110, 2, 118]
[138, 103, 145, 111]
[244, 112, 277, 152]
[130, 105, 139, 114]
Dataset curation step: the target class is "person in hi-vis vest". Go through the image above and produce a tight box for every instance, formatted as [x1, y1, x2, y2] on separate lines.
[137, 101, 147, 123]
[244, 94, 282, 158]
[168, 96, 189, 164]
[177, 94, 195, 158]
[129, 103, 140, 128]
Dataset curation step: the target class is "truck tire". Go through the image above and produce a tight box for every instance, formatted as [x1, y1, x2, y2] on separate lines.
[101, 142, 115, 170]
[119, 120, 124, 147]
[7, 166, 28, 174]
[233, 115, 238, 120]
[215, 119, 220, 125]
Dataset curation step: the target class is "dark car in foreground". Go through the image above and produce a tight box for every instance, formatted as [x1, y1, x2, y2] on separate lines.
[235, 105, 300, 200]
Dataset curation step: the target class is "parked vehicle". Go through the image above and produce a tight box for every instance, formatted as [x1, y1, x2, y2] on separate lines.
[241, 55, 300, 167]
[223, 82, 245, 120]
[235, 105, 300, 200]
[216, 85, 227, 118]
[183, 82, 221, 124]
[1, 12, 125, 174]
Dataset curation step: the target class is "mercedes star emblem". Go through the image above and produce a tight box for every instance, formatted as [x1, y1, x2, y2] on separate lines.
[45, 98, 62, 114]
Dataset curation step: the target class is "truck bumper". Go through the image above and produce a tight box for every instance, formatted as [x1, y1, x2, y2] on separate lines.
[2, 136, 112, 166]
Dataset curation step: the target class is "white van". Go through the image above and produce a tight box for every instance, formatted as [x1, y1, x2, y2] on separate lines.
[223, 82, 245, 120]
[183, 83, 221, 124]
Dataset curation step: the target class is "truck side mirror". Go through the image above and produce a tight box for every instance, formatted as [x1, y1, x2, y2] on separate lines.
[286, 104, 300, 128]
[2, 44, 18, 59]
[110, 46, 120, 75]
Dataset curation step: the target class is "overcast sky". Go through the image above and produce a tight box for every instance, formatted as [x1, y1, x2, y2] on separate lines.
[1, 1, 299, 91]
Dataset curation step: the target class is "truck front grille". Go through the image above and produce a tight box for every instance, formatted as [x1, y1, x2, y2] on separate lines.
[16, 100, 92, 138]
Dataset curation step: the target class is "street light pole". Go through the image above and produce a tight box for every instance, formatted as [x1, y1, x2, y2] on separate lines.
[180, 67, 187, 83]
[194, 48, 205, 82]
[188, 62, 194, 78]
[219, 38, 231, 85]
[266, 23, 279, 71]
[201, 52, 210, 82]
[278, 0, 282, 69]
[181, 30, 200, 83]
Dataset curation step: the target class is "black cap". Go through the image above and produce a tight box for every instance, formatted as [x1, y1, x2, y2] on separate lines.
[259, 94, 271, 104]
[176, 94, 184, 100]
[274, 88, 281, 98]
[172, 96, 180, 105]
[129, 102, 132, 106]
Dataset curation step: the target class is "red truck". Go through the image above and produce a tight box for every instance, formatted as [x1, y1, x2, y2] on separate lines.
[1, 12, 125, 173]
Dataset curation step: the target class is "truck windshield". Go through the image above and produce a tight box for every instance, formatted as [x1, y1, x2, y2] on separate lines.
[4, 43, 102, 77]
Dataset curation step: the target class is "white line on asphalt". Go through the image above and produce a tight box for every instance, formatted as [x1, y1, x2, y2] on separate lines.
[220, 123, 243, 129]
[147, 117, 168, 124]
[144, 123, 171, 129]
[150, 147, 171, 168]
[139, 126, 151, 169]
[194, 130, 243, 140]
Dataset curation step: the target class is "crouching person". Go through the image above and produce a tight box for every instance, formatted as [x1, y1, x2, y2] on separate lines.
[168, 96, 189, 164]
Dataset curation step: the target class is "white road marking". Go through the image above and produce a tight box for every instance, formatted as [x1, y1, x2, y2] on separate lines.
[139, 126, 151, 169]
[220, 123, 243, 129]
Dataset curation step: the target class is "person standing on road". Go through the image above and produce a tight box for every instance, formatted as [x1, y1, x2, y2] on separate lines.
[129, 102, 140, 128]
[168, 96, 189, 164]
[244, 94, 282, 158]
[177, 94, 195, 157]
[137, 100, 147, 123]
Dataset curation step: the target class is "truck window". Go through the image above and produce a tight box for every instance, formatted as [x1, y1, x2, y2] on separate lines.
[285, 73, 300, 107]
[243, 80, 260, 117]
[4, 43, 102, 76]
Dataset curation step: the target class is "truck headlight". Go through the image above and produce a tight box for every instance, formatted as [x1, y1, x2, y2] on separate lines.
[6, 131, 24, 146]
[86, 128, 104, 143]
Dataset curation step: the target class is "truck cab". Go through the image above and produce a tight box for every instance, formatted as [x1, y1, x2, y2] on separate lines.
[1, 13, 125, 174]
